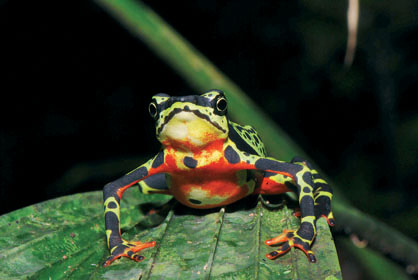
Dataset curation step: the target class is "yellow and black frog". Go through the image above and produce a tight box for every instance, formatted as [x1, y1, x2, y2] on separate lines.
[103, 90, 334, 267]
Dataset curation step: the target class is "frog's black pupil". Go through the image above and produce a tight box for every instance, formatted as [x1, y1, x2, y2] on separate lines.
[149, 103, 158, 118]
[217, 98, 227, 112]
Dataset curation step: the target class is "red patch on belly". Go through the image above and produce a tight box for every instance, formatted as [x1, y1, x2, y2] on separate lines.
[161, 141, 256, 208]
[169, 170, 250, 209]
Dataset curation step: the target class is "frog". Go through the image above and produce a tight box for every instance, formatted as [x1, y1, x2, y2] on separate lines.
[103, 89, 334, 267]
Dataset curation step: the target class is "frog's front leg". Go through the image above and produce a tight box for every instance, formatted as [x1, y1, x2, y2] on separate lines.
[102, 151, 168, 267]
[230, 150, 318, 262]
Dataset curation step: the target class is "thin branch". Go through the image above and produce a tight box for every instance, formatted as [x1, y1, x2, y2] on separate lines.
[344, 0, 359, 67]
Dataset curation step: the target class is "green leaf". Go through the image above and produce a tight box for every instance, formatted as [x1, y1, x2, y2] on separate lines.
[0, 190, 341, 279]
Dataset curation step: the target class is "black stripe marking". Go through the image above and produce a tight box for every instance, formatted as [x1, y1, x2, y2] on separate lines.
[224, 146, 240, 164]
[255, 159, 302, 174]
[108, 202, 117, 209]
[297, 222, 315, 241]
[152, 151, 165, 168]
[189, 199, 202, 204]
[302, 172, 313, 185]
[111, 244, 128, 256]
[105, 212, 123, 248]
[141, 173, 168, 190]
[184, 156, 198, 168]
[228, 123, 259, 155]
[300, 196, 315, 217]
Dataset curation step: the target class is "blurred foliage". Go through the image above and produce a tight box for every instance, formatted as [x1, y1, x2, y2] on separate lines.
[337, 237, 412, 280]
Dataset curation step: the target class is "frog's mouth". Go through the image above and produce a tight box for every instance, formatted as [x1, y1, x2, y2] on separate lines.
[157, 107, 227, 135]
[157, 107, 228, 149]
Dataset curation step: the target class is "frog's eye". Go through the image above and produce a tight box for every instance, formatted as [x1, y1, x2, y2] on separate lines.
[215, 96, 228, 115]
[148, 101, 159, 120]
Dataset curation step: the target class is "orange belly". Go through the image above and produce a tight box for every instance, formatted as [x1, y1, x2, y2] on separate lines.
[168, 170, 251, 209]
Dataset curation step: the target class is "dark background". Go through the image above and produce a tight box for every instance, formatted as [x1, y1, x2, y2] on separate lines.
[2, 0, 418, 277]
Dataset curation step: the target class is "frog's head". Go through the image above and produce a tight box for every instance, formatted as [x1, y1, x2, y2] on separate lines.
[149, 90, 229, 150]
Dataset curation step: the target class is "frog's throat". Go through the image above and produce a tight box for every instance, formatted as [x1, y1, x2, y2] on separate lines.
[157, 107, 227, 135]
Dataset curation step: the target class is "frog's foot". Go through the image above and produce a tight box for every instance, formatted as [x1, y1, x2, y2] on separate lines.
[103, 240, 156, 267]
[314, 196, 335, 227]
[265, 230, 316, 263]
[319, 210, 335, 227]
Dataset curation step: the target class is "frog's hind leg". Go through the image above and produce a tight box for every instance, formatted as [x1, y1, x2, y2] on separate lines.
[261, 157, 334, 262]
[259, 167, 317, 263]
[291, 157, 335, 226]
[138, 173, 170, 195]
[138, 173, 174, 217]
[236, 153, 318, 262]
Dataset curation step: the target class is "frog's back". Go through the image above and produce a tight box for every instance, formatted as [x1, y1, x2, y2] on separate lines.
[228, 121, 267, 157]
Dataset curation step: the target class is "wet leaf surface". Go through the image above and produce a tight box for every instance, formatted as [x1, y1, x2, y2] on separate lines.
[0, 189, 341, 279]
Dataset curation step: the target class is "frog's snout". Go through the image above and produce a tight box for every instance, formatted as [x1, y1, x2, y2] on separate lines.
[170, 95, 199, 105]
